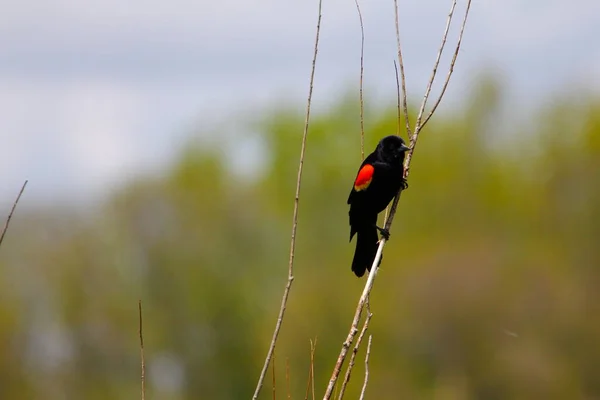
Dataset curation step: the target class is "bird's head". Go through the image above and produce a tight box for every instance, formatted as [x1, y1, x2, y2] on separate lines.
[377, 135, 411, 164]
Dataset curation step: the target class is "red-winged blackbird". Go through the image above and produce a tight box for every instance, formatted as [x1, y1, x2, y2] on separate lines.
[347, 135, 410, 277]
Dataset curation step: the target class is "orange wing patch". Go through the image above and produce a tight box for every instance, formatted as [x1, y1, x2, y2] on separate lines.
[354, 164, 374, 191]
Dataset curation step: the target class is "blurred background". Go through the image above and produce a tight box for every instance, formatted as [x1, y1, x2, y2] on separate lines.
[1, 0, 600, 398]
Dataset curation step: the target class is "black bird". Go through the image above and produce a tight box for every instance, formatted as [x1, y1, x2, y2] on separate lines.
[347, 135, 410, 277]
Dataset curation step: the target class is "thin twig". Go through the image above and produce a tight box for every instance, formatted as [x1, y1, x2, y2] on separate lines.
[419, 0, 472, 131]
[358, 336, 372, 400]
[252, 0, 323, 398]
[273, 350, 277, 400]
[304, 359, 312, 400]
[305, 338, 318, 400]
[286, 357, 291, 400]
[384, 59, 404, 222]
[323, 1, 472, 397]
[322, 248, 382, 399]
[415, 0, 457, 128]
[0, 180, 27, 249]
[393, 61, 402, 137]
[355, 0, 366, 160]
[311, 338, 317, 400]
[139, 300, 145, 400]
[337, 300, 372, 399]
[393, 0, 411, 136]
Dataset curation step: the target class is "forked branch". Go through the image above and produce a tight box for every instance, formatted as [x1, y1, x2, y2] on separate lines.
[252, 0, 323, 398]
[337, 301, 372, 399]
[322, 1, 471, 397]
[417, 0, 472, 131]
[415, 0, 457, 127]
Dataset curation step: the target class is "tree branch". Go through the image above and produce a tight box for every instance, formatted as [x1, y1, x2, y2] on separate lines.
[337, 300, 372, 399]
[252, 0, 323, 397]
[355, 0, 366, 160]
[358, 335, 372, 400]
[323, 1, 472, 397]
[418, 0, 472, 131]
[415, 0, 457, 128]
[286, 357, 291, 400]
[139, 300, 145, 400]
[0, 180, 27, 249]
[322, 233, 387, 399]
[272, 350, 276, 400]
[311, 338, 317, 400]
[393, 0, 411, 136]
[305, 338, 318, 400]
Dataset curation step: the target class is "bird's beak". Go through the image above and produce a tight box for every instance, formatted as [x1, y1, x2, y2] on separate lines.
[401, 144, 411, 152]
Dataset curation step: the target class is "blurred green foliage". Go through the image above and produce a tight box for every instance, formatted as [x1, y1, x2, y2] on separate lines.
[1, 78, 599, 399]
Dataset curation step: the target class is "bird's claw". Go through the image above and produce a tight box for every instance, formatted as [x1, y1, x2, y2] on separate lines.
[376, 226, 390, 240]
[400, 179, 409, 191]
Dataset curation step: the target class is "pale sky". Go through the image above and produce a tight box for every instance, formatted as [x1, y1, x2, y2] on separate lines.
[1, 0, 599, 204]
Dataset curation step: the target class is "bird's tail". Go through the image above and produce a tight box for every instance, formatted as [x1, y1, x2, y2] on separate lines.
[351, 225, 380, 277]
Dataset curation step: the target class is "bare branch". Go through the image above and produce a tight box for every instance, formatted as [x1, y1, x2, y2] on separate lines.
[252, 0, 323, 397]
[358, 336, 373, 400]
[323, 95, 407, 400]
[355, 0, 366, 160]
[286, 357, 291, 400]
[393, 0, 411, 136]
[415, 0, 457, 128]
[272, 350, 276, 400]
[337, 300, 372, 399]
[385, 59, 403, 224]
[139, 300, 145, 400]
[323, 234, 386, 399]
[304, 357, 312, 400]
[311, 338, 317, 400]
[324, 2, 472, 396]
[393, 61, 402, 137]
[305, 338, 318, 400]
[323, 14, 404, 395]
[0, 180, 27, 249]
[418, 0, 472, 131]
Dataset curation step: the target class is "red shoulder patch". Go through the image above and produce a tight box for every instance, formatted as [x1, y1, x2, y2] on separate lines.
[354, 164, 374, 191]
